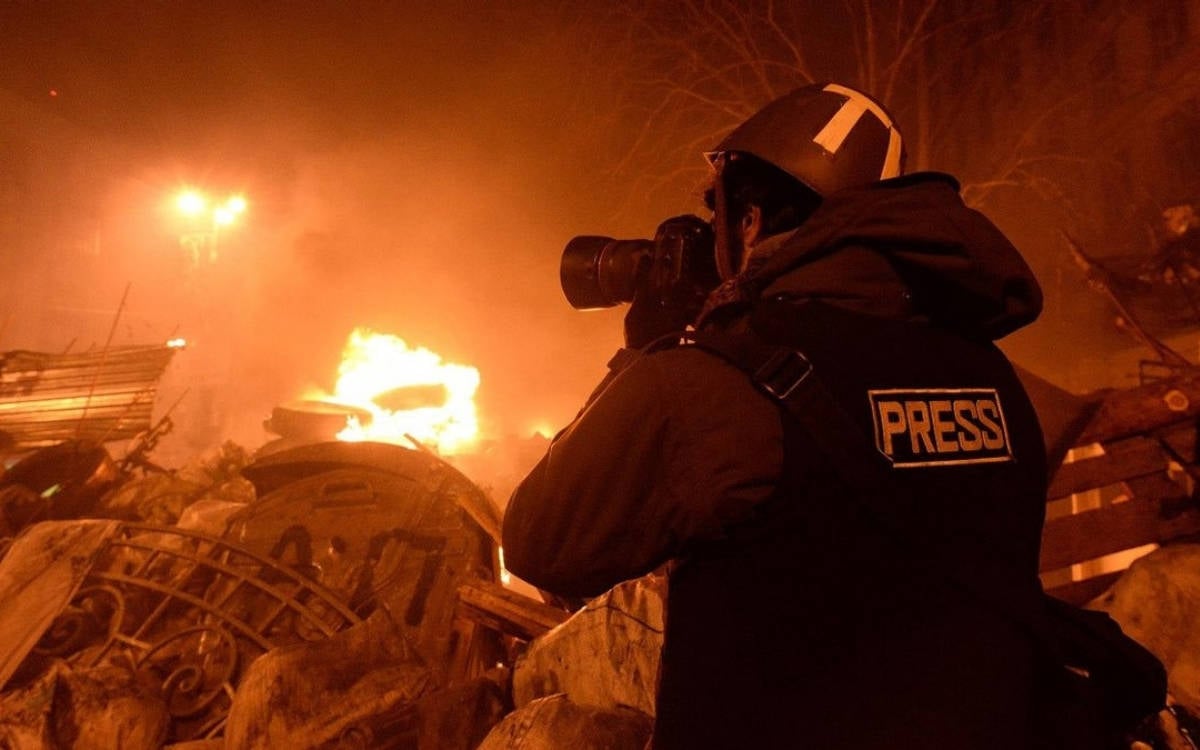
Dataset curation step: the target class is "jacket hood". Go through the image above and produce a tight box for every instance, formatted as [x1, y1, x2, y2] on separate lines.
[726, 172, 1043, 340]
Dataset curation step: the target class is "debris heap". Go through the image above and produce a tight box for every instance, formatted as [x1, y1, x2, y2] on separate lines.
[7, 363, 1200, 747]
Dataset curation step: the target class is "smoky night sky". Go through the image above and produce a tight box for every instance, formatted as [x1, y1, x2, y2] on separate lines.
[3, 1, 1200, 463]
[1, 1, 652, 458]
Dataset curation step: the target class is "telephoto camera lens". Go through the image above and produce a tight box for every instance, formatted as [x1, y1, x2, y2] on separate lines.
[559, 236, 653, 309]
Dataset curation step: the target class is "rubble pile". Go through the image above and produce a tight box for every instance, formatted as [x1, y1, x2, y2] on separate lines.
[0, 439, 510, 749]
[5, 427, 1200, 748]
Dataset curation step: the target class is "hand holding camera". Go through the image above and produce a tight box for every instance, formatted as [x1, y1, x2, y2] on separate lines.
[560, 215, 720, 348]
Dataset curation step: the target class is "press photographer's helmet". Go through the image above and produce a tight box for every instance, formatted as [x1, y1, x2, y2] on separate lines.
[705, 83, 905, 279]
[708, 82, 905, 197]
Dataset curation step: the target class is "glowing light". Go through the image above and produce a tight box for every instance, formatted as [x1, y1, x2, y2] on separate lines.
[498, 547, 513, 585]
[166, 338, 187, 349]
[172, 190, 246, 225]
[528, 422, 556, 439]
[306, 329, 481, 454]
[176, 190, 208, 217]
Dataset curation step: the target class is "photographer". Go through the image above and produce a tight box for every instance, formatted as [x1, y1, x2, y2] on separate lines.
[503, 83, 1048, 748]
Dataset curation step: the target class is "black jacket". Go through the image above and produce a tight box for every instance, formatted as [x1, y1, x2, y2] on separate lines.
[503, 173, 1048, 748]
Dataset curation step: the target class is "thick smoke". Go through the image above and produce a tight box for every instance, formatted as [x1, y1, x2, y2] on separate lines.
[6, 1, 1196, 472]
[0, 2, 668, 468]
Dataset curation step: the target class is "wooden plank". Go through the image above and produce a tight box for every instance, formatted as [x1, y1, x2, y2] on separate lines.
[1124, 472, 1190, 502]
[1077, 375, 1200, 445]
[1044, 570, 1126, 606]
[0, 345, 175, 448]
[2, 346, 175, 368]
[0, 392, 155, 414]
[456, 581, 570, 641]
[1040, 490, 1200, 571]
[0, 358, 174, 381]
[1154, 420, 1198, 465]
[0, 377, 164, 399]
[1047, 436, 1166, 499]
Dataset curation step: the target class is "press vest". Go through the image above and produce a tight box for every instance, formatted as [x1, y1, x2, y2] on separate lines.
[653, 299, 1047, 750]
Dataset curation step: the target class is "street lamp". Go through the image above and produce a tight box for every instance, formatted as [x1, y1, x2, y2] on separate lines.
[167, 189, 249, 448]
[173, 189, 247, 266]
[176, 190, 208, 217]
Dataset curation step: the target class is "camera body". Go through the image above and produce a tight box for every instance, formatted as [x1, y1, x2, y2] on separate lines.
[560, 214, 719, 312]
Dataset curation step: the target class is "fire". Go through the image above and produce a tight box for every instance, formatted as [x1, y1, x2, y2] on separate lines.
[308, 328, 481, 454]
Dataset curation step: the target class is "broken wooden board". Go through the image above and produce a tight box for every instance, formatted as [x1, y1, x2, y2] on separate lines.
[456, 581, 570, 641]
[0, 520, 121, 690]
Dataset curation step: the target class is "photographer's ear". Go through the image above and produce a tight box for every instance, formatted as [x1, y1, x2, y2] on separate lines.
[740, 205, 764, 256]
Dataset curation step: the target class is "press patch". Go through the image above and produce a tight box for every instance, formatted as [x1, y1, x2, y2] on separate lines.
[868, 388, 1013, 468]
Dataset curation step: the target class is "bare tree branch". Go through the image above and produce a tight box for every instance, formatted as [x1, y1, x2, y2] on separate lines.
[766, 0, 815, 83]
[557, 0, 1200, 236]
[843, 0, 867, 89]
[862, 0, 878, 92]
[882, 0, 939, 102]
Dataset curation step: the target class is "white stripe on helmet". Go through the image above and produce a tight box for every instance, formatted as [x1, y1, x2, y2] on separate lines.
[813, 83, 903, 179]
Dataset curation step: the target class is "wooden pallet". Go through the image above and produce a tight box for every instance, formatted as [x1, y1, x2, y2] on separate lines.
[1038, 371, 1200, 604]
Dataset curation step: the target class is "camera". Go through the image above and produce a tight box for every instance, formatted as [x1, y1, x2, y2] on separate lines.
[560, 214, 719, 310]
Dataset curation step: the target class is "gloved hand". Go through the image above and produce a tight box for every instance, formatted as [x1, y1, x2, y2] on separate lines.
[623, 278, 696, 349]
[622, 215, 718, 348]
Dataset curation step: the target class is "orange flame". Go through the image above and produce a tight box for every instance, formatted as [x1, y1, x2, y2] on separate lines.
[307, 328, 480, 454]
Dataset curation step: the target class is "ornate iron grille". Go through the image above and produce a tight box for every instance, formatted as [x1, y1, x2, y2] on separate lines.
[31, 522, 363, 741]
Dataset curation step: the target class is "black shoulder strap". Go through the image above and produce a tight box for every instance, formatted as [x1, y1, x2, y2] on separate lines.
[686, 329, 894, 494]
[686, 328, 1050, 609]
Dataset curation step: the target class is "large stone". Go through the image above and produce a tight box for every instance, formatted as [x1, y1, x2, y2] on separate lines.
[224, 610, 433, 749]
[477, 693, 652, 750]
[416, 676, 509, 750]
[0, 664, 54, 750]
[0, 661, 169, 750]
[1091, 544, 1200, 712]
[512, 575, 664, 716]
[174, 498, 245, 536]
[95, 472, 203, 524]
[50, 661, 170, 750]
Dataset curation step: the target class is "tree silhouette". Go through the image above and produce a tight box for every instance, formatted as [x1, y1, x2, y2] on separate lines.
[564, 0, 1200, 249]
